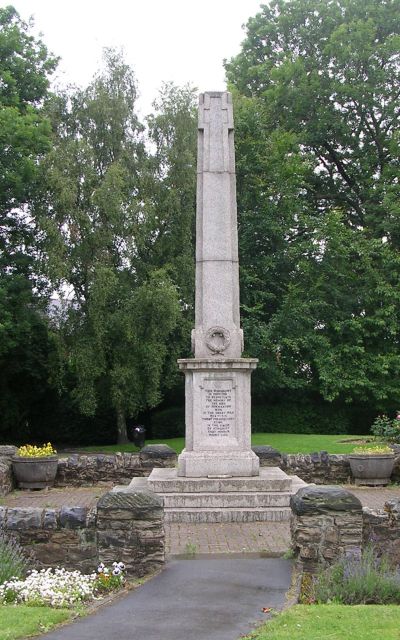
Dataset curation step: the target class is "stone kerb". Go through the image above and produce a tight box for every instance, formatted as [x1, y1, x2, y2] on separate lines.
[290, 485, 363, 571]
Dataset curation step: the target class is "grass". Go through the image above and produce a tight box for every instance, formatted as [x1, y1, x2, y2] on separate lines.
[76, 433, 372, 455]
[245, 604, 400, 640]
[0, 605, 73, 639]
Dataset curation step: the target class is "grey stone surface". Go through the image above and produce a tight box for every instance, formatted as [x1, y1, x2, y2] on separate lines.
[139, 444, 177, 468]
[0, 457, 14, 495]
[59, 506, 88, 528]
[35, 558, 293, 640]
[363, 501, 400, 564]
[55, 449, 177, 487]
[6, 507, 42, 529]
[147, 467, 306, 523]
[253, 445, 282, 466]
[192, 92, 242, 359]
[0, 446, 17, 457]
[97, 487, 165, 576]
[291, 485, 363, 515]
[177, 91, 259, 479]
[291, 485, 364, 569]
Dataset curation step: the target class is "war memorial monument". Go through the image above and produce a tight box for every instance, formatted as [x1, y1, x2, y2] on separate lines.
[143, 91, 304, 522]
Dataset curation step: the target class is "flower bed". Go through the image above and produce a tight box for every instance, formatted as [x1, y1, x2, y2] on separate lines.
[0, 562, 126, 608]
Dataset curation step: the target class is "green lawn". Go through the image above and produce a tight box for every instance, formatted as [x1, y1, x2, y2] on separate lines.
[246, 604, 400, 640]
[0, 605, 73, 639]
[77, 433, 372, 455]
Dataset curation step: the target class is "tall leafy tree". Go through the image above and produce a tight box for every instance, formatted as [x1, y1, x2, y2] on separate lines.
[0, 6, 58, 440]
[38, 52, 182, 442]
[226, 0, 400, 410]
[144, 83, 197, 393]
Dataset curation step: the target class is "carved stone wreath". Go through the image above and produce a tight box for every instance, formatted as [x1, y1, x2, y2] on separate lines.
[205, 326, 231, 354]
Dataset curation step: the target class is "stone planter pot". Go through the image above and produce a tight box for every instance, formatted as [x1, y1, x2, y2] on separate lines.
[348, 454, 395, 486]
[12, 456, 58, 489]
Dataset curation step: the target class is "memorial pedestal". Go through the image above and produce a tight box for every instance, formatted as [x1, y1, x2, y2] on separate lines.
[177, 358, 259, 478]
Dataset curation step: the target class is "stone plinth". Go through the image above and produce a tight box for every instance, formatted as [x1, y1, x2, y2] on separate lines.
[144, 468, 307, 523]
[177, 358, 259, 478]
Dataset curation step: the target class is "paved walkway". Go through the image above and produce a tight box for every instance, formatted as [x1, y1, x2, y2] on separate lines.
[3, 483, 400, 557]
[35, 558, 293, 640]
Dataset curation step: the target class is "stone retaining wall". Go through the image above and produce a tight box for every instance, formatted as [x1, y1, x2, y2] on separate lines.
[55, 445, 177, 487]
[0, 487, 165, 577]
[290, 485, 364, 570]
[291, 486, 400, 571]
[1, 445, 399, 494]
[254, 446, 400, 484]
[363, 500, 400, 565]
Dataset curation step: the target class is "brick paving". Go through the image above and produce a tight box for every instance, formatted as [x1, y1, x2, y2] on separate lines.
[2, 485, 113, 509]
[341, 485, 400, 510]
[3, 483, 400, 557]
[164, 521, 290, 556]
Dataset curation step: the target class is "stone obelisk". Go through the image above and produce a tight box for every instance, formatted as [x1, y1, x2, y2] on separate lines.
[177, 91, 259, 478]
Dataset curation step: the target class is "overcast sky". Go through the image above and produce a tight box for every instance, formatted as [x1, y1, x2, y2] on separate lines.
[7, 0, 263, 116]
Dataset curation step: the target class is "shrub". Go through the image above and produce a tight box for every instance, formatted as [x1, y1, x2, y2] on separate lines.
[371, 414, 400, 444]
[150, 406, 185, 439]
[0, 530, 29, 585]
[251, 403, 350, 435]
[313, 547, 400, 605]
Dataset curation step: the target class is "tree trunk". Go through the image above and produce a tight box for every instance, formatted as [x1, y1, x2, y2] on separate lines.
[116, 406, 129, 444]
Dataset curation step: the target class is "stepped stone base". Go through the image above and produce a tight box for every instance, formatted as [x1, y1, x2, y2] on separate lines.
[126, 468, 307, 524]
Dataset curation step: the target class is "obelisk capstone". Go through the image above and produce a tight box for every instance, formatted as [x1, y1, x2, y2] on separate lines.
[177, 91, 259, 478]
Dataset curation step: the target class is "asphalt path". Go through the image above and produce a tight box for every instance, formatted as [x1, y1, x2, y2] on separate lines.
[41, 558, 293, 640]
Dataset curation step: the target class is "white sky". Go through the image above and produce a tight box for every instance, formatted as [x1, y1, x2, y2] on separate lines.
[7, 0, 263, 116]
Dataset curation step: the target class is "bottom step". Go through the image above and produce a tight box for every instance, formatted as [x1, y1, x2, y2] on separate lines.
[164, 506, 291, 523]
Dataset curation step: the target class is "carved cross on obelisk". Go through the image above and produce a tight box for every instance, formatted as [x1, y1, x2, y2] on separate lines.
[191, 91, 243, 359]
[178, 91, 259, 478]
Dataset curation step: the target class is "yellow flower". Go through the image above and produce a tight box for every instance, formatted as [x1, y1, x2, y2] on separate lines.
[18, 443, 57, 457]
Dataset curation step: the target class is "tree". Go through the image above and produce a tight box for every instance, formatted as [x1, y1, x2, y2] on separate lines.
[37, 52, 182, 442]
[143, 83, 197, 394]
[0, 6, 58, 442]
[0, 5, 57, 271]
[226, 0, 400, 412]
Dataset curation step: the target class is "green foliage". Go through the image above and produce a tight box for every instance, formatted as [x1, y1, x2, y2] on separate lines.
[226, 0, 400, 411]
[150, 406, 185, 439]
[0, 605, 72, 640]
[313, 547, 400, 605]
[242, 604, 400, 640]
[0, 5, 57, 213]
[0, 7, 59, 443]
[251, 403, 350, 434]
[0, 529, 29, 585]
[371, 414, 400, 443]
[35, 54, 195, 443]
[0, 274, 56, 441]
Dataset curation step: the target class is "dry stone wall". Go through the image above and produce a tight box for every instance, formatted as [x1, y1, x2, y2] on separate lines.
[363, 500, 400, 565]
[290, 485, 364, 570]
[0, 487, 165, 577]
[55, 445, 177, 487]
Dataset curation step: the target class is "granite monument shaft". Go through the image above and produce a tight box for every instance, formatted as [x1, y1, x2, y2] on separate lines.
[177, 91, 259, 478]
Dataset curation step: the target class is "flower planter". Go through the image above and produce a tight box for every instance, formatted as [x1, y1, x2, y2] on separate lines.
[348, 454, 395, 486]
[12, 456, 58, 489]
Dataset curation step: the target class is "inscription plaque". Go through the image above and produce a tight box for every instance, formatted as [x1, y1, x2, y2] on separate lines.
[201, 379, 235, 438]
